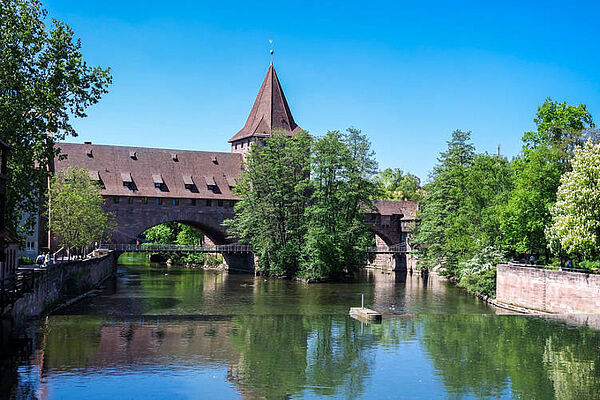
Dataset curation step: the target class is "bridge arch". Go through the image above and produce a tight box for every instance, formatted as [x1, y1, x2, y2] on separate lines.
[105, 202, 235, 245]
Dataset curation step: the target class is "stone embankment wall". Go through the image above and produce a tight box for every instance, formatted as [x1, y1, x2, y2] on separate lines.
[9, 252, 116, 318]
[496, 264, 600, 314]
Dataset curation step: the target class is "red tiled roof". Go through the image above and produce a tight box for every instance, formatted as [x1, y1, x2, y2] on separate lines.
[55, 143, 243, 200]
[229, 65, 302, 143]
[372, 200, 418, 219]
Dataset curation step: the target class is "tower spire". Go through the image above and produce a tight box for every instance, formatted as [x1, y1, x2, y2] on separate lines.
[229, 64, 301, 149]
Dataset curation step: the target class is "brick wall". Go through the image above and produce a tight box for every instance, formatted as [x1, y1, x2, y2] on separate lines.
[496, 264, 600, 314]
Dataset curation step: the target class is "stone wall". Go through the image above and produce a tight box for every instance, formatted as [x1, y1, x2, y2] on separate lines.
[9, 252, 116, 318]
[496, 264, 600, 314]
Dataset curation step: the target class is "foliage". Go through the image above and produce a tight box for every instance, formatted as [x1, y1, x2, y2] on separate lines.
[142, 222, 203, 245]
[226, 131, 312, 277]
[413, 130, 512, 284]
[502, 98, 595, 260]
[546, 140, 600, 260]
[18, 256, 35, 265]
[48, 167, 115, 251]
[413, 130, 476, 273]
[578, 260, 600, 271]
[500, 146, 563, 257]
[300, 129, 379, 279]
[522, 98, 596, 166]
[457, 246, 505, 297]
[143, 223, 177, 244]
[0, 0, 111, 233]
[374, 168, 422, 202]
[176, 224, 203, 245]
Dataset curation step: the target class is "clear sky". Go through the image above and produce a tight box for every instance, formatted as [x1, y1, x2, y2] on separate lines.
[44, 0, 600, 181]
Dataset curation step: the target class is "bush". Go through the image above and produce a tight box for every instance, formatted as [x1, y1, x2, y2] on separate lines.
[457, 246, 506, 298]
[19, 256, 36, 265]
[579, 260, 600, 271]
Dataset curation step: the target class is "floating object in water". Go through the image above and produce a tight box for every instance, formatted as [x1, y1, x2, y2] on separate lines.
[349, 307, 382, 323]
[349, 293, 382, 323]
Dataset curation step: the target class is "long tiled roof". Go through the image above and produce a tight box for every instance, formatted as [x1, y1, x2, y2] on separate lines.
[55, 143, 243, 200]
[229, 65, 302, 143]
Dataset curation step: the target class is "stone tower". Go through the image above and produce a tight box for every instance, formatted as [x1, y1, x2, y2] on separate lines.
[229, 65, 302, 155]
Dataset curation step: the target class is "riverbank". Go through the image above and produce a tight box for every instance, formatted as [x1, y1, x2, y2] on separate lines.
[4, 252, 116, 320]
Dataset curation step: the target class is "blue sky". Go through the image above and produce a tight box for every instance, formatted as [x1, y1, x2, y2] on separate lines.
[45, 0, 600, 181]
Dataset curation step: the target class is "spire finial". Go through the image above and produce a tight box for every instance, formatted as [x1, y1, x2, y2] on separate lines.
[269, 39, 274, 65]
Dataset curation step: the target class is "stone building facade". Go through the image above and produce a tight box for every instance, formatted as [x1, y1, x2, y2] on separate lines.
[51, 65, 417, 249]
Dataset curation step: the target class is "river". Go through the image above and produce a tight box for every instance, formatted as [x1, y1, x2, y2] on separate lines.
[3, 256, 600, 399]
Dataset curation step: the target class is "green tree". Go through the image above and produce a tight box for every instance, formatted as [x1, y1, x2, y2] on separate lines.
[300, 128, 379, 279]
[547, 140, 600, 260]
[176, 224, 203, 246]
[413, 131, 513, 283]
[0, 0, 111, 233]
[48, 167, 115, 253]
[143, 223, 177, 244]
[226, 131, 312, 277]
[413, 130, 475, 273]
[142, 222, 203, 245]
[501, 146, 563, 257]
[374, 168, 422, 202]
[501, 98, 594, 260]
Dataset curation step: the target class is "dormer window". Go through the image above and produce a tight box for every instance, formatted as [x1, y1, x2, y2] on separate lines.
[183, 175, 197, 192]
[171, 153, 178, 162]
[153, 174, 167, 191]
[226, 176, 236, 190]
[129, 151, 137, 159]
[89, 170, 104, 188]
[204, 176, 217, 192]
[121, 172, 135, 190]
[212, 156, 218, 164]
[86, 147, 93, 157]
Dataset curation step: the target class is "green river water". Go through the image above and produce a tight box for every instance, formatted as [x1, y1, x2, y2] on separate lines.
[4, 254, 600, 399]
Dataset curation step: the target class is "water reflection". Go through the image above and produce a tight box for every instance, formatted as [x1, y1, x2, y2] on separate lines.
[4, 265, 600, 399]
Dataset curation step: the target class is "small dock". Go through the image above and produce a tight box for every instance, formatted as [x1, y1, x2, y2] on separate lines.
[349, 307, 382, 323]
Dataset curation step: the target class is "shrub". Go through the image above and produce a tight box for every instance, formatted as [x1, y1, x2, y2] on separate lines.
[457, 246, 506, 298]
[19, 256, 36, 265]
[579, 260, 600, 271]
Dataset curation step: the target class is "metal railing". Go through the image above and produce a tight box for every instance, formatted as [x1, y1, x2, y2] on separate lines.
[507, 261, 599, 274]
[0, 269, 35, 313]
[365, 244, 409, 254]
[98, 243, 254, 254]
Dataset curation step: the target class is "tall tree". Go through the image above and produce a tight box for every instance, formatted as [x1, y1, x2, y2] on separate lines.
[501, 98, 594, 259]
[547, 140, 600, 260]
[226, 131, 312, 277]
[413, 130, 475, 273]
[374, 168, 422, 202]
[300, 129, 379, 279]
[0, 0, 111, 232]
[48, 167, 115, 252]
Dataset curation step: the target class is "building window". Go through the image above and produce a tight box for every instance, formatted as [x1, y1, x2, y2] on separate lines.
[218, 200, 223, 207]
[127, 197, 134, 204]
[113, 196, 120, 204]
[156, 198, 163, 205]
[190, 199, 196, 206]
[142, 197, 148, 204]
[206, 199, 212, 207]
[173, 199, 179, 206]
[229, 200, 235, 208]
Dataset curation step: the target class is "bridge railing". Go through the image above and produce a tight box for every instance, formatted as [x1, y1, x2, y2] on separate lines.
[98, 243, 254, 254]
[365, 244, 408, 253]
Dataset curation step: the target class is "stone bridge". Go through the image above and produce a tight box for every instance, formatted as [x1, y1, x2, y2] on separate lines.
[99, 198, 416, 272]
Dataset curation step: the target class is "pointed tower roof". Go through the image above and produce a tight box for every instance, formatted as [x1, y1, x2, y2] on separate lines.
[229, 65, 302, 143]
